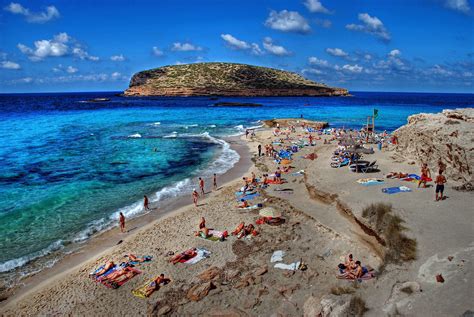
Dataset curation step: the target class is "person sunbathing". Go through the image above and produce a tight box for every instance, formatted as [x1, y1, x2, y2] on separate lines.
[199, 217, 206, 229]
[195, 227, 210, 238]
[170, 249, 197, 264]
[125, 254, 150, 263]
[232, 222, 245, 236]
[143, 274, 171, 297]
[348, 261, 368, 279]
[386, 172, 408, 179]
[237, 224, 258, 239]
[100, 266, 134, 282]
[94, 260, 115, 277]
[237, 199, 249, 208]
[282, 166, 291, 173]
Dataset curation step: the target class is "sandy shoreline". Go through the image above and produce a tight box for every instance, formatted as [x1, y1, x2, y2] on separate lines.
[1, 117, 472, 316]
[0, 135, 253, 308]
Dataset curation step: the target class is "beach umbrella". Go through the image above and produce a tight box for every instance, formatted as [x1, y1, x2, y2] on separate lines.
[259, 207, 282, 218]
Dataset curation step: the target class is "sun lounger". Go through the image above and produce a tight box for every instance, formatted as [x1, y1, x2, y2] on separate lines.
[331, 158, 350, 168]
[361, 161, 378, 173]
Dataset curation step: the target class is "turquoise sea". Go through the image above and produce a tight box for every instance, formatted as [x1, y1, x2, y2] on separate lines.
[0, 91, 472, 286]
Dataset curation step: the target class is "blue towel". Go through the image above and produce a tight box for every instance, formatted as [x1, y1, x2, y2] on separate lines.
[408, 174, 421, 180]
[236, 193, 260, 201]
[382, 187, 412, 194]
[361, 181, 384, 186]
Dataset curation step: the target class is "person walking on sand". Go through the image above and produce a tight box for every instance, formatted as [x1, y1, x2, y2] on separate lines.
[143, 195, 150, 211]
[213, 173, 217, 190]
[258, 144, 262, 157]
[119, 212, 126, 233]
[199, 177, 205, 196]
[418, 163, 431, 188]
[245, 129, 249, 139]
[435, 170, 447, 201]
[192, 189, 199, 207]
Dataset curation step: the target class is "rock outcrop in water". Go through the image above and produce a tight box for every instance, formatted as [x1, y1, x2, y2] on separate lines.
[393, 108, 474, 189]
[124, 62, 349, 97]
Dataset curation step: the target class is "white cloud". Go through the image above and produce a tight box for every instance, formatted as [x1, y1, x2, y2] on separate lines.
[110, 54, 125, 61]
[1, 61, 21, 69]
[364, 54, 372, 60]
[388, 49, 401, 57]
[66, 66, 78, 73]
[111, 72, 122, 80]
[12, 77, 33, 84]
[265, 10, 311, 34]
[304, 0, 330, 14]
[220, 34, 250, 50]
[18, 32, 98, 61]
[302, 68, 323, 75]
[346, 13, 391, 42]
[341, 64, 364, 73]
[308, 56, 329, 67]
[430, 64, 454, 76]
[444, 0, 470, 13]
[326, 48, 349, 58]
[72, 47, 99, 61]
[152, 47, 164, 57]
[262, 37, 291, 56]
[4, 2, 59, 23]
[220, 34, 263, 56]
[251, 43, 264, 56]
[171, 42, 202, 51]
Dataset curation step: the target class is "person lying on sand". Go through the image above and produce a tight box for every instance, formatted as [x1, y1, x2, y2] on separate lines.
[386, 172, 408, 179]
[237, 224, 258, 239]
[94, 261, 115, 277]
[143, 274, 171, 297]
[170, 248, 197, 264]
[125, 254, 150, 263]
[237, 199, 249, 208]
[232, 222, 245, 236]
[100, 266, 135, 282]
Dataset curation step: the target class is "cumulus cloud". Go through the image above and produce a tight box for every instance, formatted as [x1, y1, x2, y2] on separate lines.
[326, 48, 349, 58]
[18, 32, 98, 61]
[346, 13, 391, 42]
[308, 56, 330, 67]
[304, 0, 330, 14]
[388, 49, 401, 57]
[66, 66, 78, 73]
[262, 37, 291, 56]
[340, 64, 363, 73]
[220, 34, 263, 56]
[265, 10, 311, 34]
[444, 0, 470, 13]
[4, 2, 60, 23]
[12, 71, 128, 85]
[152, 47, 164, 57]
[171, 42, 202, 51]
[1, 61, 21, 69]
[110, 54, 125, 61]
[220, 34, 250, 50]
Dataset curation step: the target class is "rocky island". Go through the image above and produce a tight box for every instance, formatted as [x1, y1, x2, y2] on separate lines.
[124, 62, 349, 97]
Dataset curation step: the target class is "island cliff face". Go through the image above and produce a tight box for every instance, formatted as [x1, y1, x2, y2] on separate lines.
[393, 108, 473, 190]
[124, 62, 349, 97]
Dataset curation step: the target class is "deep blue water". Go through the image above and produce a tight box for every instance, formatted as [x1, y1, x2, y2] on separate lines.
[0, 91, 472, 281]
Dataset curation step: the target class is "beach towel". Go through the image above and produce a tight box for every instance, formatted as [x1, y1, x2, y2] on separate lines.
[280, 159, 292, 165]
[132, 277, 160, 298]
[235, 191, 256, 196]
[336, 271, 375, 281]
[237, 204, 262, 211]
[382, 186, 412, 194]
[291, 170, 305, 176]
[97, 267, 142, 289]
[265, 179, 285, 185]
[236, 192, 260, 201]
[184, 248, 211, 264]
[271, 250, 285, 262]
[274, 261, 301, 271]
[357, 178, 384, 186]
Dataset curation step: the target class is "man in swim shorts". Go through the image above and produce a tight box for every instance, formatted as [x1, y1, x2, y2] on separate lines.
[143, 195, 150, 211]
[199, 177, 205, 196]
[435, 170, 447, 201]
[418, 163, 431, 188]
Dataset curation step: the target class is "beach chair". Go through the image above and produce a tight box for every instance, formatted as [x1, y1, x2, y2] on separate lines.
[361, 161, 378, 173]
[330, 158, 350, 168]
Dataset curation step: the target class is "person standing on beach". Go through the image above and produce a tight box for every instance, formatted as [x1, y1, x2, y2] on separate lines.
[245, 129, 249, 138]
[143, 195, 150, 211]
[258, 144, 262, 156]
[192, 189, 199, 207]
[119, 212, 126, 233]
[418, 163, 431, 188]
[435, 170, 447, 201]
[199, 177, 205, 196]
[213, 173, 217, 190]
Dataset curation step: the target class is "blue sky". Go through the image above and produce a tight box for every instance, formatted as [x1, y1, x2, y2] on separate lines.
[0, 0, 473, 93]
